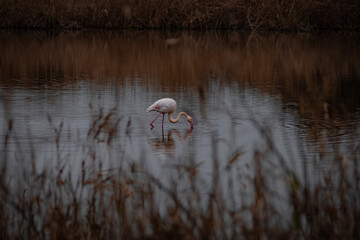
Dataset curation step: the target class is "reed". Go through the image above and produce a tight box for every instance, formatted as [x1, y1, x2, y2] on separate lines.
[0, 0, 359, 30]
[0, 104, 359, 239]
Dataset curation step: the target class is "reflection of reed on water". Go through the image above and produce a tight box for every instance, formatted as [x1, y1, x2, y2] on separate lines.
[1, 31, 359, 138]
[1, 31, 359, 95]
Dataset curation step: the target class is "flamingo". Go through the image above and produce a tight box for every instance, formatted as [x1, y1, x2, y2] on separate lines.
[146, 98, 193, 129]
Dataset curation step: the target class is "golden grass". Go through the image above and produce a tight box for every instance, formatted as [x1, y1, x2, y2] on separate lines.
[0, 0, 359, 30]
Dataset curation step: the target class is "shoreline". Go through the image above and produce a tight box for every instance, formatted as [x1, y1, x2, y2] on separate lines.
[0, 0, 359, 31]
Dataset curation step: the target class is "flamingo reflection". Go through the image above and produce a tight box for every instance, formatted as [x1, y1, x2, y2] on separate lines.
[148, 128, 193, 156]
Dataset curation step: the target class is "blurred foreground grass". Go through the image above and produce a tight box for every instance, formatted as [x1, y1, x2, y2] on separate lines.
[0, 106, 359, 240]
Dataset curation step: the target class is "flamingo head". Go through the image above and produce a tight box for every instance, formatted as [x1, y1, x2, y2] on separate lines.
[146, 105, 157, 112]
[187, 115, 193, 128]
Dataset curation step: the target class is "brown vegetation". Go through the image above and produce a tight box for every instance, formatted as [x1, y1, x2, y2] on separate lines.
[0, 106, 359, 239]
[0, 0, 359, 30]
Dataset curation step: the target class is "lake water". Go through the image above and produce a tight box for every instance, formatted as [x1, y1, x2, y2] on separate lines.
[1, 30, 360, 203]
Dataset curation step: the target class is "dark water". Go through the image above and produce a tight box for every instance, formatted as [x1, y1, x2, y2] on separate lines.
[1, 30, 360, 196]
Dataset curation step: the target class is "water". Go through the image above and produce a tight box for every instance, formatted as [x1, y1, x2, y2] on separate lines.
[1, 30, 360, 196]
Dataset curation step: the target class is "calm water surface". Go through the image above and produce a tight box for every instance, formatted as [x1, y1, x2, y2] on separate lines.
[1, 30, 360, 193]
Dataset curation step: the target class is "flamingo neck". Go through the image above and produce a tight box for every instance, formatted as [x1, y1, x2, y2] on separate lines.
[168, 111, 189, 124]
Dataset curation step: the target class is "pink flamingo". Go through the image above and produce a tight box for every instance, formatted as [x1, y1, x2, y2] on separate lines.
[146, 98, 193, 129]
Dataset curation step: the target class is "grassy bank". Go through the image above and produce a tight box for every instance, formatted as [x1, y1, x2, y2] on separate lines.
[0, 0, 359, 30]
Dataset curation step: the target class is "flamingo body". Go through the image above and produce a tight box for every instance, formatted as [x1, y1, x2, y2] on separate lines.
[146, 98, 176, 114]
[147, 98, 193, 128]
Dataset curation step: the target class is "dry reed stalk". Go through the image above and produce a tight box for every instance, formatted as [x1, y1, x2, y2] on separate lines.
[0, 104, 358, 239]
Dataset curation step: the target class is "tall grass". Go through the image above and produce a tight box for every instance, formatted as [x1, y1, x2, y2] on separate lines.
[0, 0, 359, 30]
[0, 104, 359, 239]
